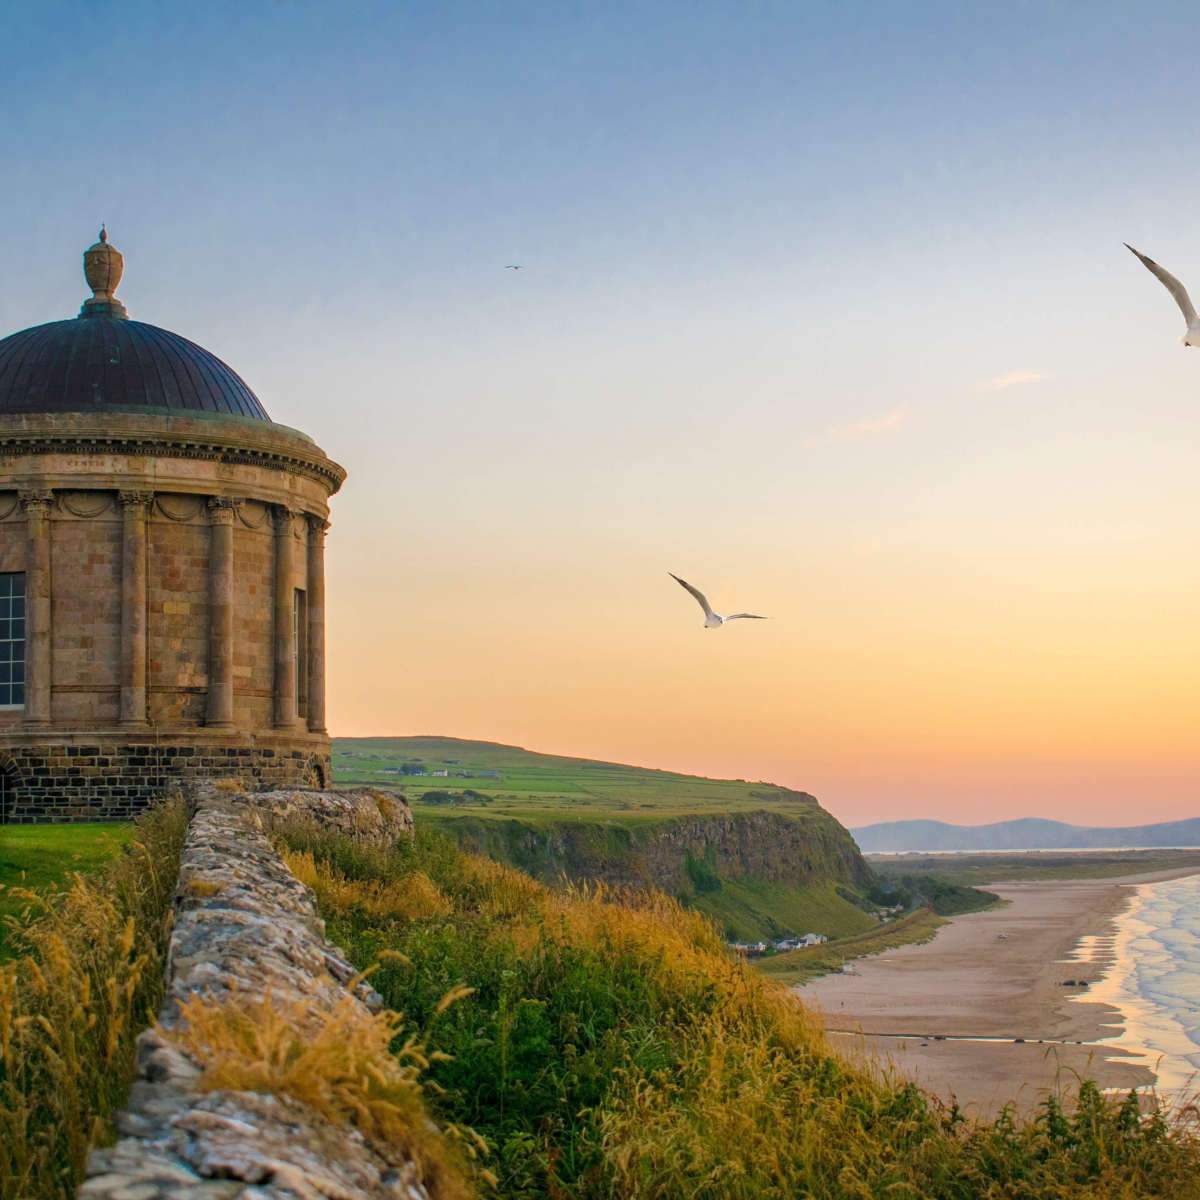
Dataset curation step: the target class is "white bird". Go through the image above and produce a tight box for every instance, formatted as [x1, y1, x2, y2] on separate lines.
[1125, 243, 1200, 347]
[669, 573, 767, 628]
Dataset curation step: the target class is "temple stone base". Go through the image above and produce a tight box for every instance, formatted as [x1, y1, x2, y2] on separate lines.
[0, 732, 331, 822]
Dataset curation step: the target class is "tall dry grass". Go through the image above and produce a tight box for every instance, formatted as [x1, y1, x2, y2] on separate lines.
[0, 798, 186, 1200]
[276, 820, 1200, 1200]
[172, 986, 481, 1200]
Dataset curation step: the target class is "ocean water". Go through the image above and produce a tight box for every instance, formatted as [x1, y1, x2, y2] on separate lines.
[1085, 872, 1200, 1095]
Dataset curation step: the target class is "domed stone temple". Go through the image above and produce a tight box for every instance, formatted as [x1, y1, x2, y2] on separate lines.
[0, 232, 345, 821]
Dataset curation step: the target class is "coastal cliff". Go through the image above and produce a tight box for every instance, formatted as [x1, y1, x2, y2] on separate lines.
[331, 737, 878, 941]
[424, 806, 875, 940]
[431, 807, 871, 892]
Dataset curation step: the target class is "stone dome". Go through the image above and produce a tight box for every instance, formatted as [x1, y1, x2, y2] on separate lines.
[0, 230, 270, 421]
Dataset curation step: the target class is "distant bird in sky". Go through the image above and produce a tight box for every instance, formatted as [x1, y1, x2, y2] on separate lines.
[669, 573, 767, 628]
[505, 264, 522, 270]
[1125, 243, 1200, 348]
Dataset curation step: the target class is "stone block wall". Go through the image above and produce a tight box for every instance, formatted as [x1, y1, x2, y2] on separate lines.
[80, 781, 433, 1200]
[231, 501, 275, 730]
[0, 740, 331, 822]
[0, 488, 323, 736]
[51, 494, 122, 725]
[148, 507, 211, 726]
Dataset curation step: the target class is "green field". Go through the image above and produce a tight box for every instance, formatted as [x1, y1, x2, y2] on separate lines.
[0, 823, 133, 953]
[333, 735, 821, 821]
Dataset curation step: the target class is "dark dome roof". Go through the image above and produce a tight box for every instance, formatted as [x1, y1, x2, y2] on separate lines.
[0, 317, 270, 421]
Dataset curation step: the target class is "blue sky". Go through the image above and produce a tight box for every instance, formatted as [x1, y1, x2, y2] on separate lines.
[4, 2, 1199, 824]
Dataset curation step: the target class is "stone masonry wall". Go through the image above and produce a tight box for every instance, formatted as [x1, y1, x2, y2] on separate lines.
[51, 496, 122, 726]
[81, 780, 429, 1200]
[0, 742, 331, 823]
[231, 506, 275, 731]
[148, 512, 211, 727]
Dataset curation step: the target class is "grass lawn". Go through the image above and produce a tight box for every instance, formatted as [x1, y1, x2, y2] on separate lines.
[0, 823, 133, 952]
[333, 735, 821, 822]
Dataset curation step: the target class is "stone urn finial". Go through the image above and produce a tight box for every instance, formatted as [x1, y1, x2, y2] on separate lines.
[81, 226, 128, 319]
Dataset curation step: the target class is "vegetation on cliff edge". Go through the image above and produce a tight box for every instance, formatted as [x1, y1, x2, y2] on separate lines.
[279, 819, 1200, 1199]
[333, 736, 892, 942]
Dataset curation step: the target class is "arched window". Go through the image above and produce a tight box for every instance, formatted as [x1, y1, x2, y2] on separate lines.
[308, 757, 327, 789]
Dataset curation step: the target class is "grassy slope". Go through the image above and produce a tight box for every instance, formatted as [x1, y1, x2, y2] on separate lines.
[0, 824, 133, 953]
[693, 878, 877, 942]
[333, 735, 821, 819]
[275, 820, 1200, 1199]
[334, 736, 871, 941]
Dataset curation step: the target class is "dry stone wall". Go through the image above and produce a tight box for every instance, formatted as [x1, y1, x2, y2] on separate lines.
[80, 781, 427, 1200]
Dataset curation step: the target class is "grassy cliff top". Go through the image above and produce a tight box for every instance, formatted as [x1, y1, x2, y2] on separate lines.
[333, 736, 820, 824]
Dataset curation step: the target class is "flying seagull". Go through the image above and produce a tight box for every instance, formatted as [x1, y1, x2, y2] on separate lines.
[1125, 243, 1200, 347]
[505, 264, 522, 270]
[668, 573, 767, 628]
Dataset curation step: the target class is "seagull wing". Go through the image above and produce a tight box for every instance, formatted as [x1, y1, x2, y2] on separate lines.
[669, 573, 716, 620]
[724, 613, 767, 621]
[1125, 243, 1197, 325]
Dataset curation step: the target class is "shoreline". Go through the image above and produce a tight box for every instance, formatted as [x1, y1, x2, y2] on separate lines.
[797, 865, 1200, 1118]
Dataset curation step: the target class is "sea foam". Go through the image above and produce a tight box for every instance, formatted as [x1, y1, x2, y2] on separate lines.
[1087, 872, 1200, 1095]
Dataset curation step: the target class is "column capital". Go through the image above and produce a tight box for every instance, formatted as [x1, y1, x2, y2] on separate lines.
[272, 504, 299, 534]
[117, 490, 154, 514]
[306, 514, 330, 541]
[19, 489, 54, 515]
[207, 495, 241, 526]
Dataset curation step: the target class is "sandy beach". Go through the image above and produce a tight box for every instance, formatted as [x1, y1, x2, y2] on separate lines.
[799, 867, 1200, 1118]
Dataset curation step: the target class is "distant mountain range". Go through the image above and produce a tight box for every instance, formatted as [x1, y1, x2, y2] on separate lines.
[852, 816, 1200, 853]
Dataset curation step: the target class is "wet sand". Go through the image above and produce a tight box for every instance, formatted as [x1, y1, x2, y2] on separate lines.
[798, 867, 1200, 1118]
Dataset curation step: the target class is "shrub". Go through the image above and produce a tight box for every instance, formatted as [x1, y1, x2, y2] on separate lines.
[0, 797, 187, 1200]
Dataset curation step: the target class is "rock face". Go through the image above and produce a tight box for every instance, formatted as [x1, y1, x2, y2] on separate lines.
[80, 781, 427, 1200]
[437, 806, 873, 894]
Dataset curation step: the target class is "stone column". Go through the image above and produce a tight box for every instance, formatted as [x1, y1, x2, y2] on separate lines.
[306, 517, 328, 733]
[272, 505, 299, 728]
[206, 497, 238, 728]
[19, 490, 53, 727]
[118, 491, 152, 726]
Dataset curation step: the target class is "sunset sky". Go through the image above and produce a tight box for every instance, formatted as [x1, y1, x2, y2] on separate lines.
[5, 2, 1199, 827]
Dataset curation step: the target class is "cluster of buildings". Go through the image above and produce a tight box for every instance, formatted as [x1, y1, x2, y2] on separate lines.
[731, 933, 829, 957]
[379, 765, 501, 780]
